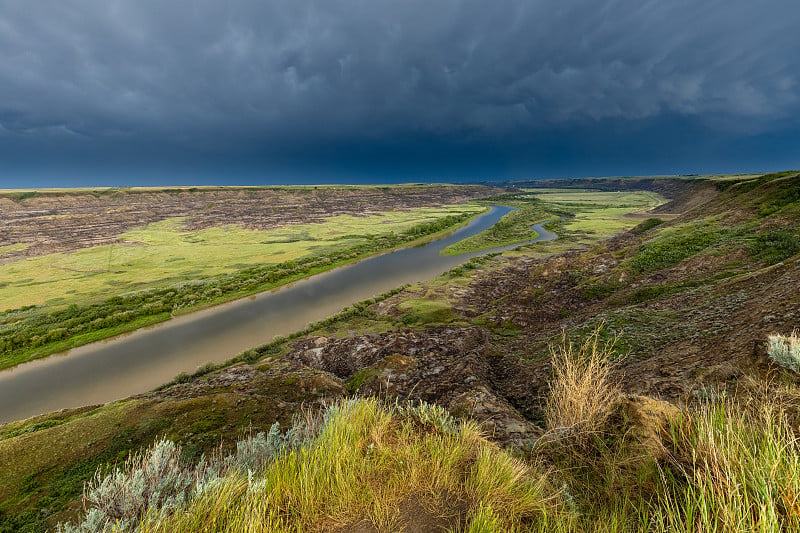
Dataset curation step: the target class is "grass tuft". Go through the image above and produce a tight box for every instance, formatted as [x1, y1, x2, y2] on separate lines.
[656, 397, 800, 532]
[544, 328, 620, 442]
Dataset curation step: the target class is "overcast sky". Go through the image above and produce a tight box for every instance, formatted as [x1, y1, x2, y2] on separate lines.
[0, 0, 798, 186]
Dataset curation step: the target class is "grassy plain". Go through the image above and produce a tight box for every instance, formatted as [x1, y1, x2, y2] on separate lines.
[0, 202, 486, 370]
[0, 206, 483, 312]
[443, 189, 665, 255]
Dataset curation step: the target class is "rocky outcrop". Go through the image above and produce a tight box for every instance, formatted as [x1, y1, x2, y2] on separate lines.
[286, 327, 541, 445]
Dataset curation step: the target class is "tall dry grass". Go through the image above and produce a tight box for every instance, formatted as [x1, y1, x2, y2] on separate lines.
[654, 393, 800, 532]
[544, 328, 620, 441]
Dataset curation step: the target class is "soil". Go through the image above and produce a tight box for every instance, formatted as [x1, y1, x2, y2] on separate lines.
[337, 494, 466, 533]
[286, 327, 541, 445]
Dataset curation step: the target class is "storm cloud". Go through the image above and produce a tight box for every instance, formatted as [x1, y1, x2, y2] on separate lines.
[0, 0, 798, 185]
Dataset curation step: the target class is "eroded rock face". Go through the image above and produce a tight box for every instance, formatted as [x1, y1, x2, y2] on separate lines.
[286, 327, 541, 445]
[148, 363, 344, 403]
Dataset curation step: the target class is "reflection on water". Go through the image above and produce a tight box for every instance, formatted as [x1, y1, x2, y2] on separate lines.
[0, 206, 539, 423]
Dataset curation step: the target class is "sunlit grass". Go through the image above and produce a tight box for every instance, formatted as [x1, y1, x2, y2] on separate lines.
[130, 399, 555, 532]
[0, 205, 482, 311]
[0, 243, 31, 257]
[446, 190, 666, 257]
[653, 397, 800, 532]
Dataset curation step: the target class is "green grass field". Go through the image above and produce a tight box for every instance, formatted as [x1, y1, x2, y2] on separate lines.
[443, 190, 666, 256]
[0, 243, 30, 257]
[521, 189, 664, 207]
[0, 206, 483, 312]
[0, 204, 490, 370]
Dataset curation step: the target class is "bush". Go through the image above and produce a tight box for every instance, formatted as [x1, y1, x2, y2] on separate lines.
[58, 440, 195, 532]
[58, 414, 322, 532]
[631, 217, 664, 235]
[767, 331, 800, 373]
[234, 417, 318, 472]
[749, 229, 800, 264]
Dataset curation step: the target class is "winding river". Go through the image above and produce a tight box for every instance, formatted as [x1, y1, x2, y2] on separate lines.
[0, 206, 558, 424]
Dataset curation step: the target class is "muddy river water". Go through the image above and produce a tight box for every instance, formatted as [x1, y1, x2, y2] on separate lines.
[0, 206, 558, 424]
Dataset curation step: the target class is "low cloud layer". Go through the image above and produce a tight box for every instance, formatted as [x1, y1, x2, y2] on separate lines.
[0, 0, 798, 184]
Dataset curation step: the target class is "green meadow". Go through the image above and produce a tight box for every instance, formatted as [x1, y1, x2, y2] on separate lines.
[443, 189, 666, 255]
[0, 205, 483, 312]
[0, 204, 485, 369]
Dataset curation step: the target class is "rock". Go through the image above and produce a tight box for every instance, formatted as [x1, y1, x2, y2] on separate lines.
[284, 326, 542, 446]
[314, 336, 329, 347]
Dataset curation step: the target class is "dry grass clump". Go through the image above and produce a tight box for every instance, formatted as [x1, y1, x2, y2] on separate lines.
[544, 329, 621, 442]
[141, 399, 558, 532]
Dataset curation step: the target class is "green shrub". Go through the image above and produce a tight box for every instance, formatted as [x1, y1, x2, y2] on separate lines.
[629, 224, 733, 273]
[631, 218, 664, 235]
[57, 439, 195, 532]
[749, 229, 800, 264]
[582, 281, 620, 300]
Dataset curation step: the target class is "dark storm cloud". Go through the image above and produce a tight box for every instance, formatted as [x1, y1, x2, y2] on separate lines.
[0, 0, 798, 184]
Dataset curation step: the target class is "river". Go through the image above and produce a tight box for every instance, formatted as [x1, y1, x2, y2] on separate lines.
[0, 206, 558, 424]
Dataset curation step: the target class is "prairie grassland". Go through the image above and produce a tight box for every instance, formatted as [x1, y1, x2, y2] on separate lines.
[445, 189, 665, 256]
[522, 189, 664, 207]
[0, 205, 482, 311]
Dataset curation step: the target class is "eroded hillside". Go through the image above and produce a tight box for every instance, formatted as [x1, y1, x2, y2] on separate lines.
[3, 174, 800, 531]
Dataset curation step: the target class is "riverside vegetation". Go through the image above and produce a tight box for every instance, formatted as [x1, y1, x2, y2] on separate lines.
[3, 174, 800, 531]
[0, 188, 488, 369]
